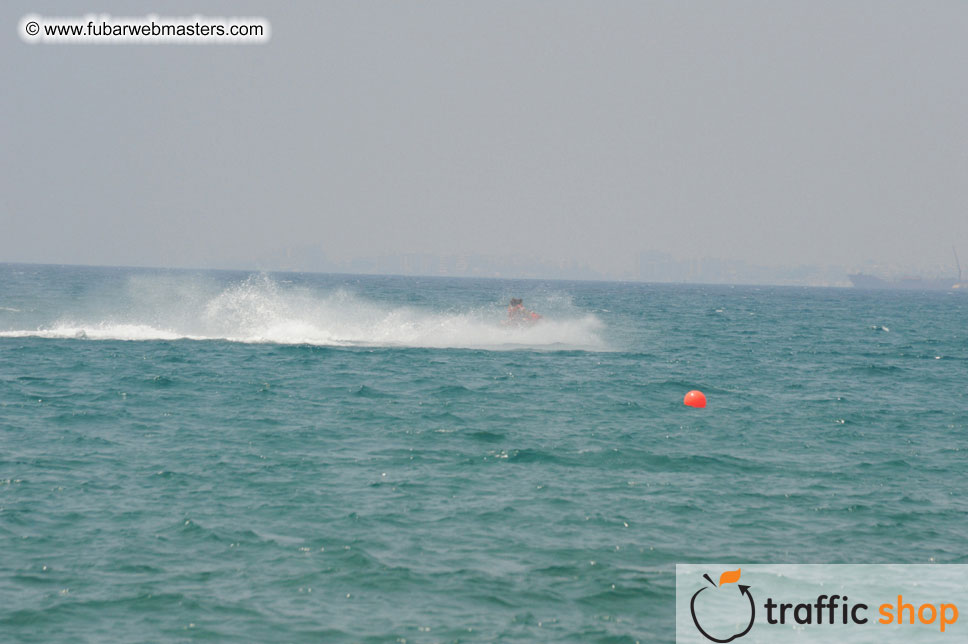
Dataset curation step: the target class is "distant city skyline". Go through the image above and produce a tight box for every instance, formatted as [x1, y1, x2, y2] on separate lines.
[169, 243, 968, 287]
[9, 245, 967, 288]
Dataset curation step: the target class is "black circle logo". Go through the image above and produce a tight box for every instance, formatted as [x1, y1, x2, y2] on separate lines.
[689, 572, 755, 643]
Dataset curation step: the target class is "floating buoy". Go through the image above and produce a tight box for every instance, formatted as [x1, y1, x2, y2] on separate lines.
[684, 390, 706, 408]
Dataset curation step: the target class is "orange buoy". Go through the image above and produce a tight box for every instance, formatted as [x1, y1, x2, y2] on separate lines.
[684, 390, 706, 408]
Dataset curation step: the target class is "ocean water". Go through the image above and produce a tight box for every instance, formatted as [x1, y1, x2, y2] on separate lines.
[1, 263, 965, 643]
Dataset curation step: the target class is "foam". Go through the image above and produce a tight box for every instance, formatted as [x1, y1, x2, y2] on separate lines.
[0, 275, 608, 351]
[0, 324, 199, 342]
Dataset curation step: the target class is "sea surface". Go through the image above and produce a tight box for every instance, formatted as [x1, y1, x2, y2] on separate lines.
[1, 263, 965, 643]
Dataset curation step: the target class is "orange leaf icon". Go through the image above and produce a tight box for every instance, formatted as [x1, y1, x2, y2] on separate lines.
[719, 568, 741, 586]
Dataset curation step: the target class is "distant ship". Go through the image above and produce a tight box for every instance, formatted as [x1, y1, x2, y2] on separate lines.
[847, 274, 966, 290]
[849, 248, 967, 291]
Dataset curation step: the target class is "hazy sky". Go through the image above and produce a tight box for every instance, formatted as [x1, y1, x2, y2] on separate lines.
[3, 1, 967, 276]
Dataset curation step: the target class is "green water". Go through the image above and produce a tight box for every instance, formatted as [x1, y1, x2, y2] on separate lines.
[1, 264, 965, 642]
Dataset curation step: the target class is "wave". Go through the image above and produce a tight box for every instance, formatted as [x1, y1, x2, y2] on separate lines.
[0, 274, 607, 351]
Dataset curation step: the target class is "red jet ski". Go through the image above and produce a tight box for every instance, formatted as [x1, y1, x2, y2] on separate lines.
[505, 298, 542, 326]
